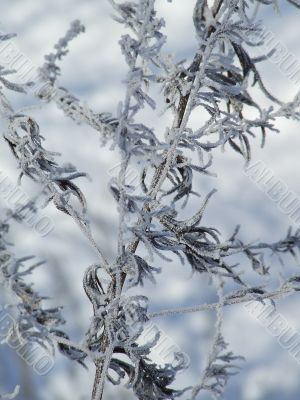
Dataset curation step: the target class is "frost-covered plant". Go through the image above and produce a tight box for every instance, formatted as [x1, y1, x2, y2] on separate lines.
[1, 0, 300, 399]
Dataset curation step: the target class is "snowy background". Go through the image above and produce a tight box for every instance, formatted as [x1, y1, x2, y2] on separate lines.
[0, 1, 300, 399]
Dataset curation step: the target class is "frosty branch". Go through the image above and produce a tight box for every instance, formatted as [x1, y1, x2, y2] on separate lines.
[1, 0, 300, 399]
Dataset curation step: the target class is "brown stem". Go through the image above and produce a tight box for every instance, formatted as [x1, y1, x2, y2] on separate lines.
[91, 362, 105, 400]
[90, 1, 225, 399]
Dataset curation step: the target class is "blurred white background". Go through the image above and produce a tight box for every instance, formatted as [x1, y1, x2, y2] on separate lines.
[0, 1, 300, 399]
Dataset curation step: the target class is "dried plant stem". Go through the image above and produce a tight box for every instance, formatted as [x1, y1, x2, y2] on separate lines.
[91, 2, 226, 398]
[91, 2, 155, 398]
[126, 0, 224, 255]
[148, 285, 296, 318]
[2, 0, 300, 399]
